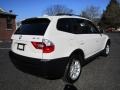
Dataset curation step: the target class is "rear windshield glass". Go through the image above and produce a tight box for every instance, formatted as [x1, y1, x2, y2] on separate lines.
[15, 18, 50, 35]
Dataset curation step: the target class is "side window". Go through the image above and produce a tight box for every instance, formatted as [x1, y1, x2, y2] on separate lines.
[87, 21, 99, 34]
[57, 18, 72, 33]
[80, 20, 99, 34]
[72, 18, 84, 34]
[79, 20, 92, 34]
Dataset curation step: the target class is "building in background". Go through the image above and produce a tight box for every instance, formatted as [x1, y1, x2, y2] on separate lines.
[0, 8, 16, 42]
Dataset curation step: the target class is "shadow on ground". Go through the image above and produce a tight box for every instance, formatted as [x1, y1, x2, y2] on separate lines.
[64, 84, 77, 90]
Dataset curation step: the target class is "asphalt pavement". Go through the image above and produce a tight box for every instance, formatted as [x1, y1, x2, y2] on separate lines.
[0, 33, 120, 90]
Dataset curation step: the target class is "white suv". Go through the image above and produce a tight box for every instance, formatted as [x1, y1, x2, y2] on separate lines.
[9, 15, 110, 83]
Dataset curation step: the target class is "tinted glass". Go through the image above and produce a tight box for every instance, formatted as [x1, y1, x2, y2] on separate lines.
[72, 19, 85, 34]
[80, 20, 99, 34]
[77, 20, 92, 34]
[15, 18, 50, 35]
[88, 21, 99, 33]
[57, 18, 72, 33]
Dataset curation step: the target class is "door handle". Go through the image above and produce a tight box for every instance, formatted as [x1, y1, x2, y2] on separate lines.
[80, 42, 84, 45]
[70, 38, 74, 40]
[96, 40, 99, 42]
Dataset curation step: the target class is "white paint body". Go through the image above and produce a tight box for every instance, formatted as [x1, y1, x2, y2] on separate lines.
[11, 16, 109, 60]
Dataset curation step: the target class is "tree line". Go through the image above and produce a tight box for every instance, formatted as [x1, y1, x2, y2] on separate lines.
[43, 0, 120, 30]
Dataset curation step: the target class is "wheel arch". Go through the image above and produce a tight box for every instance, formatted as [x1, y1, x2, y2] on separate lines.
[69, 49, 85, 65]
[107, 39, 111, 46]
[104, 39, 111, 48]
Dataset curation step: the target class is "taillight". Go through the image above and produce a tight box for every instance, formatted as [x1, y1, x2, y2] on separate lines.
[31, 39, 55, 53]
[31, 42, 44, 49]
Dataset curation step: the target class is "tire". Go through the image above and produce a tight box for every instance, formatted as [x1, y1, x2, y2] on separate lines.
[63, 54, 82, 83]
[102, 43, 110, 57]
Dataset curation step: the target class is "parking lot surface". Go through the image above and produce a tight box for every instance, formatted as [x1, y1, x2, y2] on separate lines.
[0, 33, 120, 90]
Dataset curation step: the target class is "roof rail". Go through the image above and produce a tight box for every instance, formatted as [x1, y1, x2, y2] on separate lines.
[56, 13, 80, 17]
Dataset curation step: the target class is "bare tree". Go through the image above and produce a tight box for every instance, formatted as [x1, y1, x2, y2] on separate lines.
[80, 6, 101, 21]
[43, 4, 73, 15]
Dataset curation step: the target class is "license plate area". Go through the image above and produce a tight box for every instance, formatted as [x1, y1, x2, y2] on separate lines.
[17, 43, 25, 51]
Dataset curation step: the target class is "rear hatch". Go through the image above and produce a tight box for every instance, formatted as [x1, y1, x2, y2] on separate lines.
[11, 18, 50, 59]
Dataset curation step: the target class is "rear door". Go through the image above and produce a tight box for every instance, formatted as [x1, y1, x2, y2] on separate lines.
[11, 18, 50, 59]
[86, 20, 103, 52]
[71, 18, 100, 59]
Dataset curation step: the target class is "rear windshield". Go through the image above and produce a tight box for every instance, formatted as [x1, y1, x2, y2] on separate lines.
[15, 18, 50, 35]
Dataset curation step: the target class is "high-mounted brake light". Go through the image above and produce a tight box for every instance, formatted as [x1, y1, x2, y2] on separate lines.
[31, 39, 55, 53]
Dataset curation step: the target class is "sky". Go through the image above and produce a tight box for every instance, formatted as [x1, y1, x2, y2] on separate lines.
[0, 0, 110, 21]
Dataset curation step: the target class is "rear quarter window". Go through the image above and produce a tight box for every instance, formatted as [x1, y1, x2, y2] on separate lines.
[15, 18, 50, 35]
[57, 18, 73, 33]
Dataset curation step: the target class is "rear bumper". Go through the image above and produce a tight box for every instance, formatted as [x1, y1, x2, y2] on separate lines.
[9, 51, 69, 78]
